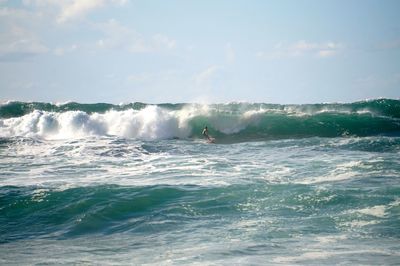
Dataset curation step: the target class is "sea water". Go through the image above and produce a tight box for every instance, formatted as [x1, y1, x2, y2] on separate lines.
[0, 99, 399, 265]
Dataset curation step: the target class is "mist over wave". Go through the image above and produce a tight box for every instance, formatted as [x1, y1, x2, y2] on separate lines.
[1, 99, 399, 141]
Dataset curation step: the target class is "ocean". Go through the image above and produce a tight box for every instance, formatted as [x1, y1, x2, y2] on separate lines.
[1, 99, 399, 265]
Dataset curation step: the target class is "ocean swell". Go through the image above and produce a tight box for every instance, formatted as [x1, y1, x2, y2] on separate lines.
[1, 99, 399, 141]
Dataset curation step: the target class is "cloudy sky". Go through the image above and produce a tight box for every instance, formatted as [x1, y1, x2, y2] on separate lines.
[0, 0, 399, 103]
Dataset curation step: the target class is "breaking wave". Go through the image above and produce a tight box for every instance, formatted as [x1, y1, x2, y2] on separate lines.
[1, 99, 399, 141]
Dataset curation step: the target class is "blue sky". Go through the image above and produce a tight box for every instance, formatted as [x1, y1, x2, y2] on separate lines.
[0, 0, 399, 103]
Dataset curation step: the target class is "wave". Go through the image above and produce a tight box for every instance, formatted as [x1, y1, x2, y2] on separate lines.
[2, 183, 399, 241]
[0, 101, 183, 118]
[0, 184, 248, 240]
[1, 99, 400, 141]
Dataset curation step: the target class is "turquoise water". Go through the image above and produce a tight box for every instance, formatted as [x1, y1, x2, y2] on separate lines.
[1, 100, 400, 264]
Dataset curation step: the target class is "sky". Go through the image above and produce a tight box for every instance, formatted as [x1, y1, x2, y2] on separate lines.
[0, 0, 399, 104]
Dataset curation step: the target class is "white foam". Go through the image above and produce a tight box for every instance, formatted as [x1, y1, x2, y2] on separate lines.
[297, 170, 357, 185]
[342, 220, 380, 227]
[295, 159, 365, 184]
[357, 205, 387, 218]
[272, 251, 333, 263]
[54, 100, 74, 106]
[337, 203, 392, 229]
[389, 198, 400, 208]
[272, 248, 394, 264]
[0, 106, 196, 140]
[315, 235, 347, 244]
[0, 103, 282, 140]
[0, 100, 18, 106]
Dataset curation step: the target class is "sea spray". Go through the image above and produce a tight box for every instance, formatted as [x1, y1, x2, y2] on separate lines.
[0, 106, 194, 140]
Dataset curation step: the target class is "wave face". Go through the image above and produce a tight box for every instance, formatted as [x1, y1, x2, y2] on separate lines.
[1, 99, 400, 141]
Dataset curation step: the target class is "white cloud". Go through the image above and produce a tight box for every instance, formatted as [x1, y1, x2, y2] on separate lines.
[23, 0, 129, 23]
[0, 3, 174, 58]
[1, 5, 176, 59]
[153, 34, 176, 49]
[95, 19, 144, 51]
[95, 19, 176, 53]
[57, 0, 105, 23]
[317, 49, 337, 58]
[290, 40, 342, 57]
[0, 7, 51, 60]
[257, 40, 344, 59]
[0, 6, 44, 26]
[53, 44, 78, 56]
[194, 65, 221, 87]
[0, 24, 48, 60]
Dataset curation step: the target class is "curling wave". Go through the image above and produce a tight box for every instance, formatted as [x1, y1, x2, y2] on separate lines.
[0, 99, 399, 141]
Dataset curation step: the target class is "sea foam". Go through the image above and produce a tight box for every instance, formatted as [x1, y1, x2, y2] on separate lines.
[0, 106, 195, 140]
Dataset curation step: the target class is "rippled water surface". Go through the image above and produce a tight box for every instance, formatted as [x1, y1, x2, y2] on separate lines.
[1, 135, 399, 265]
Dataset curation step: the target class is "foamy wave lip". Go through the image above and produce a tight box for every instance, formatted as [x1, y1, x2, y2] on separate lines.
[283, 105, 310, 116]
[0, 100, 18, 106]
[0, 105, 197, 140]
[54, 100, 74, 107]
[103, 105, 194, 140]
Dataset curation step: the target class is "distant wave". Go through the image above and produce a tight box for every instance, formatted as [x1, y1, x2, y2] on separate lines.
[1, 99, 399, 141]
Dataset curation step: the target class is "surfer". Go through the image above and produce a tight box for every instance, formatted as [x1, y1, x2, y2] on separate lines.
[202, 126, 210, 140]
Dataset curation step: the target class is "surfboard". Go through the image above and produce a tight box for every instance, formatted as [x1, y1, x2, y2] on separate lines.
[207, 137, 215, 143]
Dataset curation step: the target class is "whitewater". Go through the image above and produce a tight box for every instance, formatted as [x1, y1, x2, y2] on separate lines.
[1, 99, 400, 265]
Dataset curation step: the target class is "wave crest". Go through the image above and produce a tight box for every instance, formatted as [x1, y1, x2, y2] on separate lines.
[0, 106, 193, 140]
[1, 99, 400, 141]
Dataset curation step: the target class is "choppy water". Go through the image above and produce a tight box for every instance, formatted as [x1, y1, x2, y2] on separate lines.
[1, 99, 400, 265]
